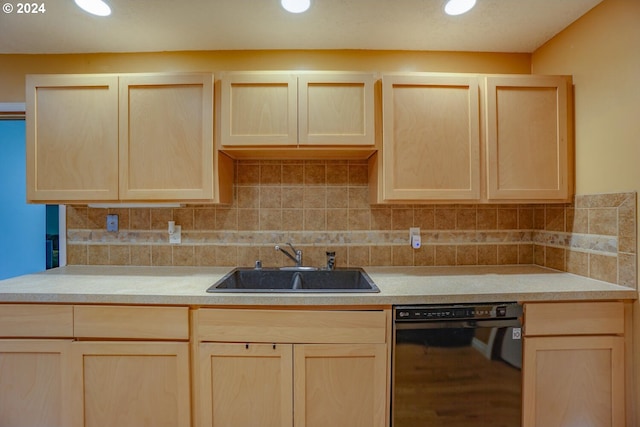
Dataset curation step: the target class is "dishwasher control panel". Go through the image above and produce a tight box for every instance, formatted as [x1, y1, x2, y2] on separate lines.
[394, 303, 522, 322]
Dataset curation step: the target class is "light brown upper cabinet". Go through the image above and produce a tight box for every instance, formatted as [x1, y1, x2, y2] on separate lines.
[297, 73, 375, 147]
[219, 72, 298, 147]
[485, 75, 572, 202]
[27, 73, 232, 204]
[26, 74, 120, 202]
[370, 73, 573, 204]
[218, 71, 377, 159]
[371, 73, 482, 202]
[119, 74, 220, 201]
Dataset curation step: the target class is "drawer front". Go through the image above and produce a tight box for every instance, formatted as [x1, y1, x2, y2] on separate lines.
[0, 304, 73, 338]
[196, 309, 388, 344]
[74, 306, 189, 340]
[524, 302, 624, 336]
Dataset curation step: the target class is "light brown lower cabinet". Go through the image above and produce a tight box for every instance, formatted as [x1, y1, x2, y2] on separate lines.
[198, 342, 387, 427]
[0, 304, 74, 427]
[293, 343, 387, 427]
[0, 339, 71, 427]
[7, 302, 631, 427]
[68, 341, 191, 427]
[523, 335, 625, 427]
[198, 343, 293, 427]
[67, 305, 191, 427]
[523, 302, 626, 427]
[194, 308, 390, 427]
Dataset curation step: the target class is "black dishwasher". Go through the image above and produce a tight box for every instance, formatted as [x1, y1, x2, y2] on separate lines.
[392, 303, 523, 427]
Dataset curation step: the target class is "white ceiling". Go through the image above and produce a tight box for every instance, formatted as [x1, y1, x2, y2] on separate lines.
[0, 0, 603, 54]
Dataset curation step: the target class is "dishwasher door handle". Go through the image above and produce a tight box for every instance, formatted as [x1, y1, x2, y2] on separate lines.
[394, 319, 521, 330]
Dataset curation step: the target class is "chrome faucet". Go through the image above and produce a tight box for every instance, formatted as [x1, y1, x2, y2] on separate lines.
[275, 242, 302, 267]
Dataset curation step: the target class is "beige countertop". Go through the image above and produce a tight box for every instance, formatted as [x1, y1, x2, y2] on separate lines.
[0, 265, 635, 306]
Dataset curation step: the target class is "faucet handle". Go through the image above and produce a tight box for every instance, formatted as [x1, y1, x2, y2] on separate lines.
[275, 243, 303, 267]
[286, 243, 302, 265]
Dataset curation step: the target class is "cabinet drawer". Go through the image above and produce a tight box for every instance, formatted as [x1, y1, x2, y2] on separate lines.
[0, 304, 73, 338]
[524, 302, 624, 336]
[74, 306, 189, 340]
[195, 309, 388, 344]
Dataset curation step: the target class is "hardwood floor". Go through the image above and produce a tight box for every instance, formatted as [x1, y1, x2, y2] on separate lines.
[393, 341, 521, 427]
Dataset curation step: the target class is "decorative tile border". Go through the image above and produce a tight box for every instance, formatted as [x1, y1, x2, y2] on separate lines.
[532, 231, 618, 254]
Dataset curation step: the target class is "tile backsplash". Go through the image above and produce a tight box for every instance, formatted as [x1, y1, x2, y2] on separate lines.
[533, 191, 636, 287]
[66, 160, 637, 288]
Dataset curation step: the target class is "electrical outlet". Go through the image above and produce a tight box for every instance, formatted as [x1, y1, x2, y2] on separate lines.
[169, 225, 181, 244]
[409, 227, 421, 249]
[106, 214, 118, 232]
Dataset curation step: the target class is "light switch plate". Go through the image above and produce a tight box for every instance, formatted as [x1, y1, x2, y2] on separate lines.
[106, 214, 118, 232]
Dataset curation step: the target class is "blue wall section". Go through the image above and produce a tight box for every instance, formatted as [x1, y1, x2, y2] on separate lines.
[0, 120, 45, 280]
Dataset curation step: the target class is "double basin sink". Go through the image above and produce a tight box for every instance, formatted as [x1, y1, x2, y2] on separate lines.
[206, 267, 380, 293]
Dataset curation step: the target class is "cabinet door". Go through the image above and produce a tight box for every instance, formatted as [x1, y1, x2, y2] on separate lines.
[0, 340, 71, 427]
[298, 73, 375, 146]
[381, 74, 481, 201]
[197, 342, 293, 427]
[523, 336, 625, 427]
[69, 341, 190, 427]
[294, 343, 387, 427]
[219, 72, 298, 147]
[119, 73, 215, 200]
[26, 74, 119, 202]
[485, 75, 572, 201]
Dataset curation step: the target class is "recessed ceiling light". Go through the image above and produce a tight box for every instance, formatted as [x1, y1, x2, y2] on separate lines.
[444, 0, 476, 16]
[281, 0, 311, 14]
[74, 0, 111, 16]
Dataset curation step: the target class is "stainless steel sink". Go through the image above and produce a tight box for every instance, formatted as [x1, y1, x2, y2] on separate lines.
[206, 267, 380, 293]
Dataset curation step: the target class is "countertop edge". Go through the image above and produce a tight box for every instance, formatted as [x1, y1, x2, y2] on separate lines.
[0, 265, 636, 306]
[0, 289, 634, 306]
